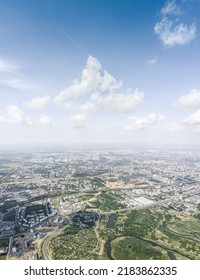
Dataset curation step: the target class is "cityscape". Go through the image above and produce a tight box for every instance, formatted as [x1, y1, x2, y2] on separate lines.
[0, 148, 200, 260]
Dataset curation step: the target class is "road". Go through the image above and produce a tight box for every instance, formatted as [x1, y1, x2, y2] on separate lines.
[40, 226, 63, 260]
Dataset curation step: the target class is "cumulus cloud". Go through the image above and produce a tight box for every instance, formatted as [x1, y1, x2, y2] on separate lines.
[70, 114, 88, 129]
[125, 114, 165, 131]
[154, 1, 196, 47]
[54, 56, 144, 113]
[174, 89, 200, 132]
[184, 109, 200, 130]
[54, 56, 102, 105]
[91, 89, 144, 113]
[39, 115, 52, 126]
[161, 0, 182, 15]
[174, 89, 200, 109]
[154, 17, 196, 47]
[0, 106, 32, 125]
[23, 95, 51, 110]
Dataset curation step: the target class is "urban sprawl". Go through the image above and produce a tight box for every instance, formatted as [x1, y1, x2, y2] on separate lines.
[0, 149, 200, 260]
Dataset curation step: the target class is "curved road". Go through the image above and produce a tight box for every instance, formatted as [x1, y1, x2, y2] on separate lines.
[40, 227, 63, 259]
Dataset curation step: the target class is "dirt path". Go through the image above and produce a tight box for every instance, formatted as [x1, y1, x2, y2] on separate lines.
[99, 240, 105, 256]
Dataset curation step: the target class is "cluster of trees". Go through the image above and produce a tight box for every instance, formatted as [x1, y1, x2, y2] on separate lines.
[123, 209, 163, 237]
[111, 237, 167, 260]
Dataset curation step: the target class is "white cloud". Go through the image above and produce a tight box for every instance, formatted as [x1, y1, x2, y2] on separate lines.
[39, 115, 52, 126]
[70, 114, 88, 129]
[0, 58, 18, 72]
[147, 57, 158, 65]
[0, 106, 32, 125]
[184, 109, 200, 130]
[91, 89, 144, 113]
[54, 56, 102, 106]
[0, 78, 44, 92]
[24, 95, 51, 110]
[125, 114, 165, 130]
[161, 0, 182, 15]
[100, 70, 122, 93]
[174, 89, 200, 109]
[174, 89, 200, 132]
[54, 55, 144, 114]
[154, 17, 196, 47]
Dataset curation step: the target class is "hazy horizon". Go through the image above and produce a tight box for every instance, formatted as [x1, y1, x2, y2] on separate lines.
[1, 142, 200, 154]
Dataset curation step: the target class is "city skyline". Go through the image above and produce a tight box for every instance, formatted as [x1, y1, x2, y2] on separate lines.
[0, 0, 200, 147]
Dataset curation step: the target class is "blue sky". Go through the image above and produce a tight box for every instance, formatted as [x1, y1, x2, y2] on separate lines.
[0, 0, 200, 147]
